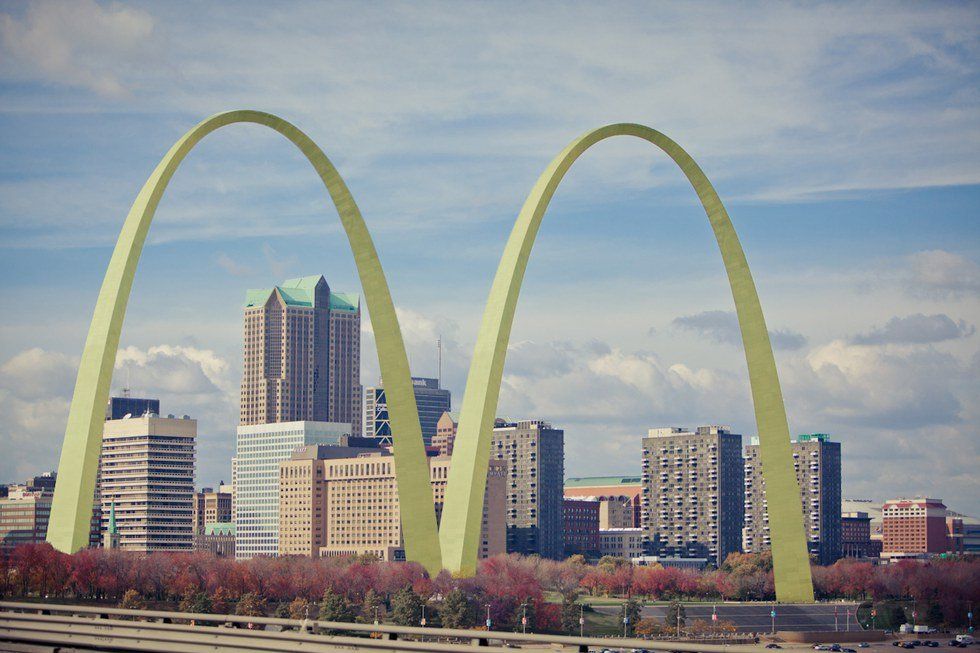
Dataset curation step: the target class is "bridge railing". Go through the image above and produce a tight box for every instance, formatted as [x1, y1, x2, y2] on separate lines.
[0, 600, 766, 652]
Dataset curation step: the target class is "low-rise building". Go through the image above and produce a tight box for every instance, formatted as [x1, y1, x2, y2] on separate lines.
[841, 511, 875, 558]
[564, 476, 642, 528]
[195, 522, 235, 557]
[881, 497, 950, 557]
[193, 486, 232, 535]
[563, 498, 600, 557]
[599, 527, 644, 559]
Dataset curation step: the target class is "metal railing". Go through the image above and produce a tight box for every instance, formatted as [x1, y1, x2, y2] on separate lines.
[0, 601, 767, 652]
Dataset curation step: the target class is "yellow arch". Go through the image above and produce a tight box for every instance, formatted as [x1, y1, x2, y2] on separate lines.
[440, 124, 815, 602]
[45, 110, 442, 575]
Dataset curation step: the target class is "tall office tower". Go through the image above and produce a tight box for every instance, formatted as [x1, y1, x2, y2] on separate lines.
[235, 421, 351, 559]
[328, 292, 362, 436]
[363, 377, 451, 446]
[106, 396, 160, 421]
[240, 275, 361, 432]
[491, 419, 565, 559]
[279, 446, 505, 560]
[192, 486, 233, 535]
[433, 411, 458, 455]
[743, 433, 842, 565]
[564, 476, 643, 528]
[641, 426, 743, 566]
[99, 414, 196, 552]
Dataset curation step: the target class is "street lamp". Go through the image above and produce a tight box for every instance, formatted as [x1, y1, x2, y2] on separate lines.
[579, 604, 585, 637]
[521, 602, 528, 634]
[485, 604, 492, 631]
[420, 604, 426, 627]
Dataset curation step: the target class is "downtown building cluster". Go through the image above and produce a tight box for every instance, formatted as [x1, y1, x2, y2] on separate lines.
[1, 272, 975, 568]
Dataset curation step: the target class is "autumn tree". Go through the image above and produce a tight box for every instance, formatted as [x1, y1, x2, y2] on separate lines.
[623, 597, 642, 636]
[559, 591, 582, 635]
[235, 592, 267, 617]
[360, 589, 384, 623]
[119, 589, 147, 611]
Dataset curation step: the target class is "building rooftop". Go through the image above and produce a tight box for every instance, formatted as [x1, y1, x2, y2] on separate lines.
[565, 475, 642, 488]
[244, 275, 358, 311]
[204, 522, 235, 536]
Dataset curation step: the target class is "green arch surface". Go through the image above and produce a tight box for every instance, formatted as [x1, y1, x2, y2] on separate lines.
[45, 110, 443, 576]
[439, 123, 815, 603]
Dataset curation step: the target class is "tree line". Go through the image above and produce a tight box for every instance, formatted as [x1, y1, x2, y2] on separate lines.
[1, 544, 977, 633]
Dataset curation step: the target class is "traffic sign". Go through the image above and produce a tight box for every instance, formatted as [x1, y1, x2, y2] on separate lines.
[771, 610, 776, 618]
[486, 618, 492, 628]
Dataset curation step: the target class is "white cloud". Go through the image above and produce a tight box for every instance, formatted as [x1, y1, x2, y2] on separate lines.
[0, 345, 237, 488]
[0, 0, 154, 97]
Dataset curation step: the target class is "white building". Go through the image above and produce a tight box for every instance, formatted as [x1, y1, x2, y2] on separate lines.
[234, 420, 350, 559]
[99, 414, 196, 552]
[599, 527, 645, 559]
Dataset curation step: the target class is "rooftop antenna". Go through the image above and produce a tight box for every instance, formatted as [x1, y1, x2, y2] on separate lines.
[437, 335, 442, 387]
[122, 364, 131, 398]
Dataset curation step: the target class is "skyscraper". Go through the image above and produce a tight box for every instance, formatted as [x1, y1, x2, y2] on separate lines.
[743, 433, 842, 565]
[99, 414, 196, 552]
[641, 426, 743, 566]
[363, 377, 451, 445]
[240, 275, 360, 432]
[491, 419, 565, 559]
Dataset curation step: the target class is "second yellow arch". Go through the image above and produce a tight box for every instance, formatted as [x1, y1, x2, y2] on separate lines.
[440, 123, 815, 603]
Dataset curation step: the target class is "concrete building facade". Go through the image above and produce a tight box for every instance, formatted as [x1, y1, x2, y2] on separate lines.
[491, 419, 565, 559]
[99, 415, 196, 552]
[641, 426, 743, 566]
[235, 421, 351, 559]
[433, 411, 458, 456]
[743, 433, 842, 565]
[599, 527, 645, 559]
[192, 486, 232, 535]
[278, 446, 505, 560]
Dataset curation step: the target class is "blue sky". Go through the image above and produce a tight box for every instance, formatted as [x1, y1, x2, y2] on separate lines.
[1, 1, 978, 513]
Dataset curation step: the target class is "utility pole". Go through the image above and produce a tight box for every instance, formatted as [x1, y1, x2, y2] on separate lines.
[437, 336, 442, 387]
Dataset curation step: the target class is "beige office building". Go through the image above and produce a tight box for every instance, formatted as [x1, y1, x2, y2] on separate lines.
[99, 415, 196, 552]
[279, 448, 505, 560]
[192, 486, 232, 535]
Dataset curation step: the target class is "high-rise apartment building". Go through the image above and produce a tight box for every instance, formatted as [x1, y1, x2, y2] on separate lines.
[99, 415, 196, 552]
[881, 497, 950, 557]
[235, 421, 351, 559]
[641, 426, 743, 566]
[491, 419, 565, 559]
[241, 275, 360, 433]
[192, 486, 232, 535]
[278, 446, 505, 560]
[743, 433, 842, 565]
[363, 377, 450, 445]
[564, 476, 642, 528]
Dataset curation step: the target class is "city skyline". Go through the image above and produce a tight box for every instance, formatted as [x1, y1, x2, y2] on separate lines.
[0, 1, 978, 516]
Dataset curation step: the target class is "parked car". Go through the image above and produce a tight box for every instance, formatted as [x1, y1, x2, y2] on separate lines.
[766, 644, 782, 649]
[842, 648, 857, 652]
[956, 636, 975, 645]
[814, 645, 836, 651]
[901, 644, 916, 649]
[859, 644, 870, 649]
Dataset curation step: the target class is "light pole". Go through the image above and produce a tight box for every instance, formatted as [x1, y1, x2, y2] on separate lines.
[771, 605, 776, 635]
[623, 603, 629, 638]
[374, 605, 380, 626]
[521, 603, 528, 634]
[579, 604, 585, 637]
[486, 604, 492, 631]
[420, 604, 426, 627]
